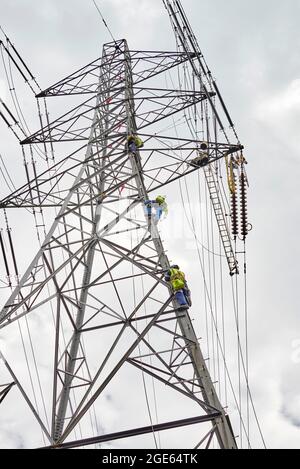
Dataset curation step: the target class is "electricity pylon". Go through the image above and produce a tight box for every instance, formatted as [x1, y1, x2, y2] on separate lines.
[0, 3, 244, 448]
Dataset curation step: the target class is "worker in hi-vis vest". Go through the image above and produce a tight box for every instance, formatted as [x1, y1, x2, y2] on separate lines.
[144, 195, 168, 223]
[126, 135, 144, 154]
[165, 265, 192, 310]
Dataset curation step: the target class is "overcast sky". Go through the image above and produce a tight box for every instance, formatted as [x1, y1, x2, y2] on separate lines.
[1, 0, 300, 449]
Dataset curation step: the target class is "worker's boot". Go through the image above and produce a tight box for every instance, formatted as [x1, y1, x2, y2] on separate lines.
[178, 304, 189, 311]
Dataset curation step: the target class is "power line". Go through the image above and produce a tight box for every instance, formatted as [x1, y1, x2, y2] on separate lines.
[0, 2, 263, 449]
[92, 0, 118, 45]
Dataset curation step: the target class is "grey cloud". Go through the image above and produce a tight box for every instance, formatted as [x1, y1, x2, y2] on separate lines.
[280, 361, 300, 432]
[281, 406, 300, 429]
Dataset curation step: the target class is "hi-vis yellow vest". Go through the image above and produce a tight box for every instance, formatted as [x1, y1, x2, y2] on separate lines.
[156, 195, 165, 205]
[134, 137, 144, 148]
[169, 268, 185, 291]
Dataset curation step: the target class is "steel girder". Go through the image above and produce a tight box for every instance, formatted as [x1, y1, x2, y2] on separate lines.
[0, 39, 237, 449]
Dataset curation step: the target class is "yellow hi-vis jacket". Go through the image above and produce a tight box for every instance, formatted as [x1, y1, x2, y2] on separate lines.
[134, 136, 144, 148]
[155, 196, 168, 216]
[169, 268, 185, 291]
[127, 136, 144, 148]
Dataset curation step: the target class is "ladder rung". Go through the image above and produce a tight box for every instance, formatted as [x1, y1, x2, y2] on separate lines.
[204, 168, 238, 274]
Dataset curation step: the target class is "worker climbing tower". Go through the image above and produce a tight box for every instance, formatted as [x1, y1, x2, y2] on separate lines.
[0, 1, 260, 450]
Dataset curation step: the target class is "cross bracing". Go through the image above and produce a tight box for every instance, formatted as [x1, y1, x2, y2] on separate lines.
[0, 37, 241, 449]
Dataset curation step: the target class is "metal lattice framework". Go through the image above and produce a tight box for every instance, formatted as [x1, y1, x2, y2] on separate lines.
[0, 1, 249, 450]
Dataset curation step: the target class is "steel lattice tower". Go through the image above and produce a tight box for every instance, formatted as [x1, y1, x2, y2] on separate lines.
[0, 1, 245, 449]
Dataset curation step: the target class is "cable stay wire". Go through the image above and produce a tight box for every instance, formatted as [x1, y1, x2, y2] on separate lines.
[177, 58, 264, 444]
[0, 34, 57, 168]
[6, 41, 50, 162]
[166, 59, 225, 427]
[163, 68, 249, 445]
[0, 168, 97, 443]
[0, 7, 263, 448]
[0, 153, 16, 191]
[92, 0, 118, 46]
[0, 43, 27, 135]
[0, 209, 49, 443]
[0, 155, 16, 195]
[230, 275, 267, 448]
[179, 175, 252, 447]
[0, 24, 41, 93]
[168, 43, 267, 447]
[164, 68, 227, 259]
[0, 28, 69, 198]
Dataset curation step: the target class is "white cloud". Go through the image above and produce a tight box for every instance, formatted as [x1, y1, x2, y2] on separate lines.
[254, 79, 300, 151]
[257, 79, 300, 115]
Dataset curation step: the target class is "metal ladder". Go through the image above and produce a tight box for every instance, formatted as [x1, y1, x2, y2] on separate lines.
[204, 164, 238, 275]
